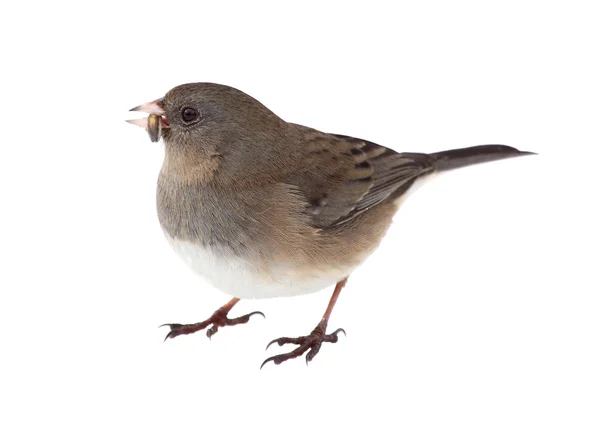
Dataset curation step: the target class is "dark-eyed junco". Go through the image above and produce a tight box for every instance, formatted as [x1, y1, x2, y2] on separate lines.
[127, 83, 533, 368]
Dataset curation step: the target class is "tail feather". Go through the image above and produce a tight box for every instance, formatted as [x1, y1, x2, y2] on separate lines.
[429, 144, 534, 172]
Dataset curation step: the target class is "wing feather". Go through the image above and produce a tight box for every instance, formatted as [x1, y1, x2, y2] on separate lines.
[286, 127, 434, 228]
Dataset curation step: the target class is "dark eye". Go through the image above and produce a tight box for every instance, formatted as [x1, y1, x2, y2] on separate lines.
[181, 107, 199, 123]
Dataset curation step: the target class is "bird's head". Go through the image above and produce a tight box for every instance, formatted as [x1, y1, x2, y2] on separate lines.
[128, 83, 296, 185]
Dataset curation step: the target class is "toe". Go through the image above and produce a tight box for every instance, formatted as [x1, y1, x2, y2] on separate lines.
[206, 325, 219, 339]
[305, 343, 322, 364]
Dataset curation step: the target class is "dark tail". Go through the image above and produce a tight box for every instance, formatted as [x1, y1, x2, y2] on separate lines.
[430, 144, 535, 172]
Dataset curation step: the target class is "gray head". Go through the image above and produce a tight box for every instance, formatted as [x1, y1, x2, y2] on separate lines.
[129, 83, 299, 185]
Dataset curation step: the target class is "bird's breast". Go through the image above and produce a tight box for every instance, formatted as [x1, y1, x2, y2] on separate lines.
[162, 230, 348, 299]
[157, 180, 354, 298]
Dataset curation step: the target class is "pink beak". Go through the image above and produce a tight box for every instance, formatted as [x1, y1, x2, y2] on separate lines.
[129, 98, 166, 115]
[127, 98, 169, 142]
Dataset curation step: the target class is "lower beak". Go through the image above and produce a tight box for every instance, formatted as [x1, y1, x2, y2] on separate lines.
[127, 98, 169, 142]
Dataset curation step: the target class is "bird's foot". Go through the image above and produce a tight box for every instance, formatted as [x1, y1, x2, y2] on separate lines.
[161, 307, 265, 341]
[261, 323, 346, 368]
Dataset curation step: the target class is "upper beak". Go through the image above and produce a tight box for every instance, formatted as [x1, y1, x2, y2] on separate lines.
[129, 98, 166, 115]
[127, 97, 169, 142]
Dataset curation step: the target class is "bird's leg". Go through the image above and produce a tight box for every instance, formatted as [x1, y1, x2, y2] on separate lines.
[161, 297, 264, 341]
[261, 279, 347, 368]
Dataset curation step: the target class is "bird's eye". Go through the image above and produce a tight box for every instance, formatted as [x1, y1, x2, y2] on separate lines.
[181, 107, 199, 123]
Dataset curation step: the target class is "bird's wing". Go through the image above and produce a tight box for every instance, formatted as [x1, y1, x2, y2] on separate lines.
[286, 127, 435, 228]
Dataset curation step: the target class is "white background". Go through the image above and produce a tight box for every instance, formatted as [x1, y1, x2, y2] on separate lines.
[1, 1, 599, 420]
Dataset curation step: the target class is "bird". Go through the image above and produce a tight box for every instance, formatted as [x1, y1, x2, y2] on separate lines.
[127, 82, 533, 368]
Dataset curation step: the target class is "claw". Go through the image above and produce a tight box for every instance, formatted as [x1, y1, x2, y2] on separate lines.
[249, 311, 266, 319]
[206, 325, 219, 339]
[331, 328, 346, 337]
[260, 356, 277, 370]
[265, 337, 283, 351]
[264, 335, 302, 350]
[160, 324, 182, 342]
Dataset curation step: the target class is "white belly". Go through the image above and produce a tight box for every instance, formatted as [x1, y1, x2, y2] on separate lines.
[163, 232, 347, 299]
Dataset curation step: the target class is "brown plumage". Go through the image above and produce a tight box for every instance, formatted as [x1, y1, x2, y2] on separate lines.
[128, 82, 533, 367]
